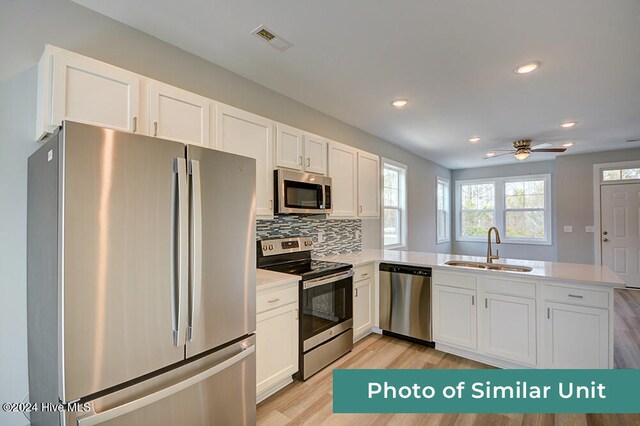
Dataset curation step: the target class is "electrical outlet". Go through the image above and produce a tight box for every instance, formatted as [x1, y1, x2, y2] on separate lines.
[564, 226, 573, 233]
[317, 231, 324, 243]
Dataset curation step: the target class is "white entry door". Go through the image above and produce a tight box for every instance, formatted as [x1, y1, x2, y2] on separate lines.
[601, 183, 640, 287]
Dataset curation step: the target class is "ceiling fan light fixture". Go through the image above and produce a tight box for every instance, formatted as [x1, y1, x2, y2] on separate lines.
[514, 149, 530, 161]
[515, 62, 540, 74]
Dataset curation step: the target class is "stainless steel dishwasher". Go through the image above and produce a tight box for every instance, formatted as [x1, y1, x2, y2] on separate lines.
[379, 263, 433, 344]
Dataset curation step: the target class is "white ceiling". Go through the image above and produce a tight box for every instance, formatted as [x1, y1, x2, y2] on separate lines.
[67, 0, 640, 168]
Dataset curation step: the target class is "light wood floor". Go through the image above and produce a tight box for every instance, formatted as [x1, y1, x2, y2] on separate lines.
[258, 289, 640, 425]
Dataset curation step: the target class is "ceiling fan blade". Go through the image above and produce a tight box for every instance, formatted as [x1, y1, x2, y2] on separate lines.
[532, 148, 567, 153]
[483, 152, 514, 159]
[531, 142, 552, 149]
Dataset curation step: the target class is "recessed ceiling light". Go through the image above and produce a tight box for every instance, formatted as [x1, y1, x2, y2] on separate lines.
[391, 99, 409, 108]
[486, 152, 496, 157]
[514, 62, 540, 74]
[561, 121, 577, 128]
[469, 137, 481, 143]
[562, 142, 575, 147]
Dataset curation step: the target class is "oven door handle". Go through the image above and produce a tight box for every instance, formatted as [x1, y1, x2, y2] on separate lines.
[303, 270, 354, 289]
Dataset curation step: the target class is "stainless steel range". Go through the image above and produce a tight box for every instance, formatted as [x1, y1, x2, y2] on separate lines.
[257, 236, 353, 380]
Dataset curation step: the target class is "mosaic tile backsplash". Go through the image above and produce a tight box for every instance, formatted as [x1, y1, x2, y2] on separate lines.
[257, 216, 362, 256]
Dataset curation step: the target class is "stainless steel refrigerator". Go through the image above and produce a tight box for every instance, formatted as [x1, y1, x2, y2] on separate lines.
[27, 121, 256, 425]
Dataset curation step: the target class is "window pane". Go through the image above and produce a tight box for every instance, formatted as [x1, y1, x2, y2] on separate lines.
[461, 183, 494, 210]
[603, 170, 621, 181]
[461, 211, 494, 237]
[384, 208, 400, 245]
[384, 188, 399, 207]
[384, 168, 398, 189]
[505, 210, 545, 239]
[505, 180, 544, 209]
[622, 168, 640, 180]
[437, 183, 444, 210]
[437, 210, 446, 239]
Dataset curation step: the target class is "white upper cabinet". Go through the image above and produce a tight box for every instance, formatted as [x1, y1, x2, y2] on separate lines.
[215, 103, 274, 217]
[328, 141, 358, 217]
[148, 81, 210, 146]
[357, 151, 380, 218]
[303, 133, 328, 175]
[37, 47, 140, 140]
[275, 127, 328, 175]
[275, 124, 304, 171]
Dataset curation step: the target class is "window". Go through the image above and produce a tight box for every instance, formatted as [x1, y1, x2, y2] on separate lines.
[456, 174, 551, 245]
[436, 177, 450, 243]
[383, 159, 407, 249]
[458, 182, 495, 238]
[602, 168, 640, 182]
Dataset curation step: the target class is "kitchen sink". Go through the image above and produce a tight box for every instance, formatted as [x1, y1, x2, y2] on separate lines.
[444, 260, 532, 273]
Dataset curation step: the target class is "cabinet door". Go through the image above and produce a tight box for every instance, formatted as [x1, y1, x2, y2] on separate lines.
[480, 293, 536, 366]
[357, 151, 380, 218]
[215, 104, 274, 217]
[256, 303, 298, 395]
[433, 285, 477, 350]
[543, 302, 609, 368]
[51, 52, 140, 134]
[148, 82, 210, 146]
[303, 133, 328, 175]
[275, 124, 304, 171]
[353, 278, 373, 340]
[328, 142, 358, 217]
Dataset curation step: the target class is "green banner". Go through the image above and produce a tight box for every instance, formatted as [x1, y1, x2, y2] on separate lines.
[333, 369, 640, 413]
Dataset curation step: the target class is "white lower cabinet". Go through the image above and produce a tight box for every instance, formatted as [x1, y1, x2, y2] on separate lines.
[353, 263, 375, 341]
[543, 302, 609, 369]
[256, 282, 298, 402]
[479, 292, 536, 366]
[433, 284, 478, 350]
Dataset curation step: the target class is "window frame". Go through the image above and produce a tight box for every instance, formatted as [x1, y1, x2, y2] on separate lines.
[455, 174, 552, 245]
[600, 167, 640, 184]
[436, 176, 451, 244]
[382, 158, 408, 250]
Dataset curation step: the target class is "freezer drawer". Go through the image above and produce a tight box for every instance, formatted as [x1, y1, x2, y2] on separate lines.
[379, 263, 432, 342]
[65, 336, 256, 426]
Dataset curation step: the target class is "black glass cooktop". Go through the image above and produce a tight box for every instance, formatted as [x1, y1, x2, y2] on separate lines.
[261, 259, 352, 281]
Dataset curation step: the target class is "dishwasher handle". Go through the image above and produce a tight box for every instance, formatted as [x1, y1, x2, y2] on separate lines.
[379, 263, 431, 276]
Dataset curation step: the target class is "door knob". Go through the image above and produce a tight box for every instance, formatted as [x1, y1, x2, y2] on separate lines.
[603, 231, 608, 235]
[603, 238, 609, 242]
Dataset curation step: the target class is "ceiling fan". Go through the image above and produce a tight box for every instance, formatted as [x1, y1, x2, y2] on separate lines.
[484, 139, 566, 161]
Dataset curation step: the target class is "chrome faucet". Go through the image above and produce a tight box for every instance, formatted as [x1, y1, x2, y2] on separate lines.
[486, 227, 501, 263]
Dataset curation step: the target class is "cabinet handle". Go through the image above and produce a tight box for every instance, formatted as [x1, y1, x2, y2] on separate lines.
[298, 156, 303, 165]
[153, 121, 158, 137]
[361, 273, 369, 277]
[359, 205, 363, 213]
[269, 200, 273, 210]
[485, 298, 488, 309]
[547, 307, 550, 319]
[294, 308, 298, 320]
[132, 116, 138, 133]
[355, 288, 358, 297]
[268, 298, 280, 303]
[568, 294, 584, 299]
[471, 295, 475, 306]
[307, 158, 311, 167]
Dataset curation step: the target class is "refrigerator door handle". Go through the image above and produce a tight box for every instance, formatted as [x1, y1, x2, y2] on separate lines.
[76, 344, 256, 426]
[172, 158, 189, 347]
[187, 159, 202, 342]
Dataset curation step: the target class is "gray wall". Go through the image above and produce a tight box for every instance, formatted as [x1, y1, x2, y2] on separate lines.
[556, 148, 640, 264]
[451, 161, 557, 261]
[0, 1, 449, 423]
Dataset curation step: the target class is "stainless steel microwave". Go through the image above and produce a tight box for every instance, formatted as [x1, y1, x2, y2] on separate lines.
[274, 169, 332, 214]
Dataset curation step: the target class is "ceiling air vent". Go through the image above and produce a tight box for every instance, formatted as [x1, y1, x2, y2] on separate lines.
[251, 25, 293, 52]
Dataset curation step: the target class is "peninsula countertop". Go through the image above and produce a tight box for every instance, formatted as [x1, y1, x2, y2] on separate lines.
[316, 249, 625, 288]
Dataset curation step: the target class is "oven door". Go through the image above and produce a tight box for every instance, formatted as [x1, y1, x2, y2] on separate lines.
[301, 270, 353, 352]
[276, 169, 332, 214]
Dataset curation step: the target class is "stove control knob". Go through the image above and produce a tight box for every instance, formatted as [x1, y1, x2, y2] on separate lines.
[262, 245, 267, 251]
[269, 244, 274, 250]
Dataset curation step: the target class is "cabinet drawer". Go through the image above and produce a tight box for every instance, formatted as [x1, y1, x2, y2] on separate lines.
[433, 270, 476, 290]
[354, 263, 375, 282]
[478, 277, 536, 299]
[543, 284, 608, 309]
[257, 284, 298, 313]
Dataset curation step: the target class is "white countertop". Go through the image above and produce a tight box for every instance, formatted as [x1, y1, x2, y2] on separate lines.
[256, 268, 300, 290]
[317, 249, 625, 288]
